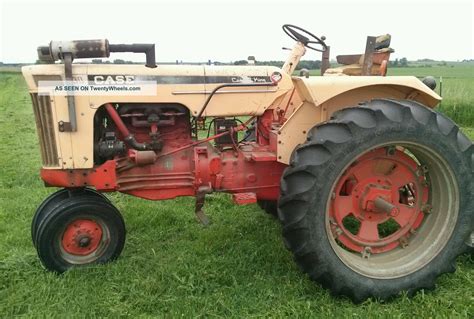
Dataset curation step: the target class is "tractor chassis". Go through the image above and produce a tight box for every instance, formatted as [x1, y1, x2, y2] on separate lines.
[40, 108, 286, 223]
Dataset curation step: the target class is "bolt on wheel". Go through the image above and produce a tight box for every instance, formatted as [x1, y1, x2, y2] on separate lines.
[31, 188, 110, 248]
[278, 99, 473, 301]
[326, 142, 458, 279]
[329, 146, 429, 256]
[35, 193, 125, 273]
[60, 218, 110, 264]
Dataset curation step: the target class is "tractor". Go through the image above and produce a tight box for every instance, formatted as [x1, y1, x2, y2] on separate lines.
[22, 25, 473, 302]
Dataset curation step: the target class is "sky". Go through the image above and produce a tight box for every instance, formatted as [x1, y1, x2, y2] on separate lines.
[0, 0, 473, 63]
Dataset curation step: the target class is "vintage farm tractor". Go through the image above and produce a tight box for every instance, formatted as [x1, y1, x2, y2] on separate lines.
[22, 25, 473, 302]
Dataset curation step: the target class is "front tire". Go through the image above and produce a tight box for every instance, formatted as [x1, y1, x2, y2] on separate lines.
[278, 99, 473, 302]
[35, 192, 125, 273]
[32, 188, 110, 248]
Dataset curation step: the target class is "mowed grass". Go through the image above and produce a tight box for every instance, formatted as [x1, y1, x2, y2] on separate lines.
[0, 71, 473, 318]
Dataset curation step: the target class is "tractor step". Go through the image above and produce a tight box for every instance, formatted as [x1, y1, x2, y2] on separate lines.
[232, 193, 257, 205]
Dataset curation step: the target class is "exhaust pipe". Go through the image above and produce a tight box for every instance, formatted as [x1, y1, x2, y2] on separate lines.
[109, 44, 156, 68]
[37, 39, 156, 68]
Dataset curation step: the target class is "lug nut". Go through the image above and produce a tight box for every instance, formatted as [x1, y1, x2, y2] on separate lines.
[399, 236, 408, 248]
[362, 246, 372, 259]
[385, 146, 396, 156]
[422, 204, 433, 214]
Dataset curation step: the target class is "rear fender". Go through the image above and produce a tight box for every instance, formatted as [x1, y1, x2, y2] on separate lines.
[294, 76, 441, 115]
[276, 76, 441, 164]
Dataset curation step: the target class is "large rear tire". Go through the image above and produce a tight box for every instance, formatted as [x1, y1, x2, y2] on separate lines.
[466, 231, 474, 255]
[278, 99, 473, 302]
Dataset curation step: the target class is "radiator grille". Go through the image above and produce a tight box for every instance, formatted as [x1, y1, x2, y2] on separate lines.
[30, 93, 59, 167]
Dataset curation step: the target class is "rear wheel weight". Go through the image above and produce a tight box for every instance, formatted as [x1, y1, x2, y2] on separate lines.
[35, 195, 125, 273]
[278, 99, 473, 302]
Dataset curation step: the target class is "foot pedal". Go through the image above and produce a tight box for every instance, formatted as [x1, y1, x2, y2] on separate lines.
[232, 193, 257, 205]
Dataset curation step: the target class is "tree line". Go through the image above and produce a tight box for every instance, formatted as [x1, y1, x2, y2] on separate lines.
[34, 57, 423, 69]
[230, 59, 410, 69]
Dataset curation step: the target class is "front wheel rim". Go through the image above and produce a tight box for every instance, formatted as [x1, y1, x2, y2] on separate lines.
[326, 142, 459, 279]
[59, 217, 111, 264]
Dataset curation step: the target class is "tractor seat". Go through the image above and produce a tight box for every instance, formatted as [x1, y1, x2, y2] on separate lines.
[324, 34, 394, 76]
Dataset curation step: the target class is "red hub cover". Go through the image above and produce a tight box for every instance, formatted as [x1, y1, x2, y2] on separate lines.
[61, 219, 103, 256]
[329, 147, 429, 254]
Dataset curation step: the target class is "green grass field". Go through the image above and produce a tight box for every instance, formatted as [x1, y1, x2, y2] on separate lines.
[0, 69, 473, 318]
[389, 64, 474, 127]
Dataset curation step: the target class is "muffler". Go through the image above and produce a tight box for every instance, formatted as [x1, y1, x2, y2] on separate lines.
[37, 39, 156, 68]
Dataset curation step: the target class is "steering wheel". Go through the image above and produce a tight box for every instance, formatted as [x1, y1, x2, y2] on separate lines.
[282, 24, 327, 52]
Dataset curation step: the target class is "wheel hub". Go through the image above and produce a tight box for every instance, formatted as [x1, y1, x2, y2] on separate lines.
[62, 219, 103, 256]
[354, 179, 397, 222]
[78, 235, 91, 247]
[329, 147, 429, 255]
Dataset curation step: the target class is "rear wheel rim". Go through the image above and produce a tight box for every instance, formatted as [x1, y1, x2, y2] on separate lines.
[326, 142, 459, 279]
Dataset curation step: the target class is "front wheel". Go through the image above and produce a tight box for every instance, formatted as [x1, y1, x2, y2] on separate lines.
[35, 192, 125, 273]
[278, 99, 473, 302]
[31, 188, 110, 248]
